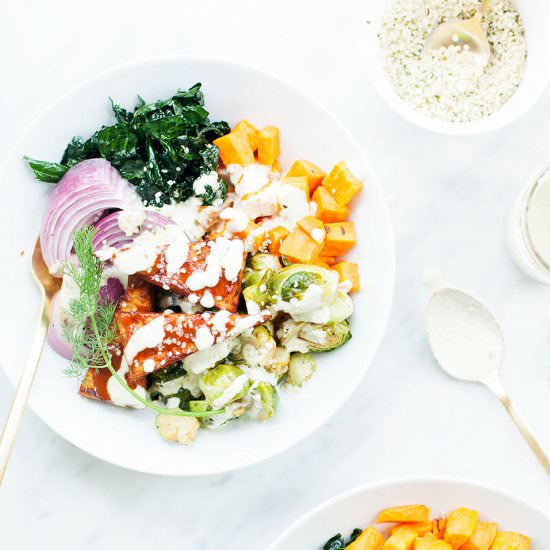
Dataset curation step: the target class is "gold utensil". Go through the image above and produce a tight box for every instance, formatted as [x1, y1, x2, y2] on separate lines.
[424, 0, 492, 65]
[426, 288, 550, 476]
[0, 237, 61, 484]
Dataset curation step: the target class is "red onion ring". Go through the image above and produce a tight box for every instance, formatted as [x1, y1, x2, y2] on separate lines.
[40, 159, 141, 275]
[92, 210, 174, 252]
[47, 292, 73, 359]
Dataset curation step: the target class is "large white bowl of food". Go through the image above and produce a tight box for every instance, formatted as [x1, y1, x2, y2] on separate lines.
[0, 57, 394, 475]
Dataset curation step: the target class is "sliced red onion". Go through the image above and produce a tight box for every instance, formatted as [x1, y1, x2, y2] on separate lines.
[98, 277, 125, 306]
[40, 159, 141, 275]
[47, 292, 73, 359]
[92, 210, 174, 252]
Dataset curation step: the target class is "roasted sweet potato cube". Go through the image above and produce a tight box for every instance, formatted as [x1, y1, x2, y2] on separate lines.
[322, 221, 356, 256]
[322, 160, 363, 205]
[271, 160, 282, 174]
[383, 526, 418, 550]
[490, 532, 531, 550]
[413, 537, 452, 550]
[213, 130, 255, 166]
[281, 175, 310, 199]
[268, 225, 290, 254]
[390, 523, 433, 537]
[232, 119, 259, 151]
[333, 261, 360, 292]
[279, 226, 323, 263]
[378, 506, 431, 524]
[444, 508, 478, 549]
[436, 519, 447, 539]
[257, 125, 280, 165]
[297, 215, 325, 244]
[312, 186, 349, 222]
[287, 159, 326, 193]
[461, 522, 497, 550]
[348, 526, 385, 549]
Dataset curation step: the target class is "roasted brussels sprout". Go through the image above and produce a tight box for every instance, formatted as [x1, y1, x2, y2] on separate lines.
[270, 264, 338, 314]
[240, 325, 277, 367]
[287, 352, 317, 386]
[247, 382, 279, 421]
[183, 339, 235, 374]
[276, 318, 310, 353]
[247, 253, 282, 272]
[189, 399, 247, 429]
[242, 273, 274, 312]
[300, 321, 352, 352]
[199, 364, 250, 408]
[327, 291, 354, 323]
[155, 414, 200, 445]
[266, 346, 291, 379]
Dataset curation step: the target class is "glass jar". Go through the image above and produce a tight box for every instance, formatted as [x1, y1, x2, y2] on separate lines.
[506, 165, 550, 284]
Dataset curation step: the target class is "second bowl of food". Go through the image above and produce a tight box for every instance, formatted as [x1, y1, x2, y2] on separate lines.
[363, 0, 550, 135]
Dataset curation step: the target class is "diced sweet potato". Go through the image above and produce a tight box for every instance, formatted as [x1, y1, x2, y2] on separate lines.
[436, 519, 447, 540]
[390, 523, 434, 537]
[281, 175, 310, 199]
[279, 226, 323, 263]
[311, 186, 349, 222]
[378, 506, 431, 524]
[413, 537, 452, 550]
[322, 160, 363, 205]
[232, 119, 259, 151]
[313, 258, 331, 269]
[444, 509, 478, 549]
[268, 225, 290, 254]
[272, 160, 282, 174]
[322, 221, 357, 256]
[287, 159, 326, 193]
[490, 532, 531, 550]
[461, 522, 497, 550]
[333, 261, 360, 292]
[297, 215, 326, 244]
[258, 125, 280, 165]
[213, 130, 255, 166]
[383, 526, 418, 550]
[319, 255, 337, 266]
[348, 526, 385, 550]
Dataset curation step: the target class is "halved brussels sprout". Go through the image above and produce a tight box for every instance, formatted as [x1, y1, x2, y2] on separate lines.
[270, 264, 338, 314]
[247, 382, 279, 421]
[189, 399, 247, 429]
[199, 364, 250, 408]
[275, 319, 310, 353]
[243, 273, 274, 312]
[247, 253, 282, 273]
[240, 325, 277, 368]
[328, 291, 354, 322]
[266, 346, 291, 379]
[287, 352, 317, 386]
[299, 321, 352, 352]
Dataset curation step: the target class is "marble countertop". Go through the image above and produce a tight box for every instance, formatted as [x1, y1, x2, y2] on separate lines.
[1, 0, 549, 548]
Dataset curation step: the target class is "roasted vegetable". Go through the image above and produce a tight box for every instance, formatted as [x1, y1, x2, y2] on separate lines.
[333, 261, 360, 293]
[322, 221, 357, 256]
[378, 505, 431, 524]
[443, 508, 478, 549]
[490, 532, 531, 550]
[347, 526, 385, 550]
[199, 364, 250, 408]
[299, 321, 351, 352]
[240, 325, 277, 367]
[461, 522, 497, 550]
[266, 347, 291, 379]
[247, 253, 282, 272]
[287, 352, 317, 386]
[311, 186, 349, 222]
[247, 382, 279, 420]
[287, 159, 326, 193]
[257, 125, 280, 165]
[155, 414, 200, 445]
[384, 526, 418, 550]
[232, 119, 259, 151]
[281, 175, 310, 198]
[321, 160, 363, 206]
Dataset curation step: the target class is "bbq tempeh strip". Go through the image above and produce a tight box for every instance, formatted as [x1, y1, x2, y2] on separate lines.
[117, 310, 270, 381]
[78, 277, 156, 404]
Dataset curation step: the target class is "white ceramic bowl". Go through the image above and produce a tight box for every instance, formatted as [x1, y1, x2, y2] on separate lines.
[363, 0, 550, 135]
[0, 57, 395, 476]
[269, 478, 550, 548]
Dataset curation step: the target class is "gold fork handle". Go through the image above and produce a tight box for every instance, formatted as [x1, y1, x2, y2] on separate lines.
[483, 371, 550, 477]
[0, 302, 48, 484]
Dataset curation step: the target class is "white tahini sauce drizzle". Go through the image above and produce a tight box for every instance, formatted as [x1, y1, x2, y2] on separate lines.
[124, 316, 166, 365]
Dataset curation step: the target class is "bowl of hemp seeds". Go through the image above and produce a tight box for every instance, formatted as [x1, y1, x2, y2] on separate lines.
[363, 0, 550, 135]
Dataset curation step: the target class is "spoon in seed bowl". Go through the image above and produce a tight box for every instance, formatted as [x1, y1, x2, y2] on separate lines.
[426, 288, 550, 476]
[424, 0, 492, 65]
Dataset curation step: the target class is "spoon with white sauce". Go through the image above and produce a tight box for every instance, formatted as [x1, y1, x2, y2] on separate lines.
[424, 0, 491, 65]
[426, 288, 550, 476]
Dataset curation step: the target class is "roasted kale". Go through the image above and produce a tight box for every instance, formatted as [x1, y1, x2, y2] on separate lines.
[322, 528, 363, 549]
[25, 84, 230, 207]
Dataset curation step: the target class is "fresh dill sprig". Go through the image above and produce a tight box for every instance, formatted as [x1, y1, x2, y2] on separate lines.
[61, 226, 221, 418]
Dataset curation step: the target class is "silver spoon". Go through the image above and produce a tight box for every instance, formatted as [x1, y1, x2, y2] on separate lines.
[424, 0, 491, 65]
[426, 288, 550, 476]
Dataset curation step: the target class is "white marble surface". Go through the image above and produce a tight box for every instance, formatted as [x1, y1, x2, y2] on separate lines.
[1, 0, 550, 548]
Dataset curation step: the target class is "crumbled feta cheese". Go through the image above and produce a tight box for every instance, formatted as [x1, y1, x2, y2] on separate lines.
[194, 326, 215, 351]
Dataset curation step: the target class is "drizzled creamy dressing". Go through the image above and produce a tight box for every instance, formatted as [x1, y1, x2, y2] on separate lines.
[118, 210, 146, 236]
[526, 168, 550, 267]
[106, 357, 146, 408]
[211, 374, 249, 409]
[124, 316, 166, 365]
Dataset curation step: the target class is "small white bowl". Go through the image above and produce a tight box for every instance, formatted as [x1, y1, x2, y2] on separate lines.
[363, 0, 550, 135]
[269, 477, 550, 548]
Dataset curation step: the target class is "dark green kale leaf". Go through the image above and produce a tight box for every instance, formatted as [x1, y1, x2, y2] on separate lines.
[24, 157, 69, 183]
[25, 84, 230, 207]
[322, 534, 346, 550]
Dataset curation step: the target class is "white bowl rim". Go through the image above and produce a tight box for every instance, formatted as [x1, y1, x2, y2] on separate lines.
[268, 475, 550, 548]
[0, 54, 396, 475]
[361, 0, 550, 136]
